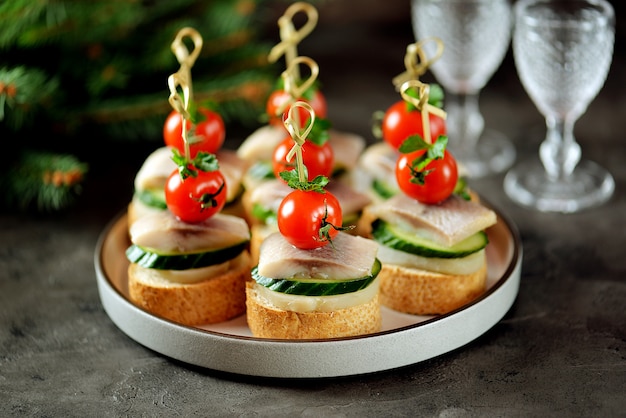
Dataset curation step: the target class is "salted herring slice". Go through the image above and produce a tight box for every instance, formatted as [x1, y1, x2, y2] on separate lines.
[134, 147, 176, 191]
[258, 232, 379, 280]
[367, 193, 497, 247]
[130, 211, 250, 253]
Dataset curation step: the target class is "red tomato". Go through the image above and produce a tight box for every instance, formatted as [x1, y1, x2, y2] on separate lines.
[163, 108, 225, 158]
[266, 89, 327, 128]
[382, 100, 447, 149]
[277, 190, 342, 249]
[272, 136, 334, 181]
[395, 149, 458, 204]
[164, 168, 227, 223]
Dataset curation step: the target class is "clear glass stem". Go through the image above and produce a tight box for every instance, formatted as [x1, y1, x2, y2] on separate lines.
[539, 115, 581, 181]
[446, 92, 485, 155]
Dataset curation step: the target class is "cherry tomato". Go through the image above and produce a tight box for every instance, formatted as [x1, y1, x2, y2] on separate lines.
[382, 100, 447, 149]
[395, 149, 458, 205]
[163, 108, 225, 158]
[272, 136, 334, 181]
[165, 168, 227, 223]
[277, 190, 342, 249]
[266, 89, 327, 128]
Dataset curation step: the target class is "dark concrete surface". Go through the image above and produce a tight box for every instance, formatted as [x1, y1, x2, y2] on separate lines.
[1, 4, 625, 417]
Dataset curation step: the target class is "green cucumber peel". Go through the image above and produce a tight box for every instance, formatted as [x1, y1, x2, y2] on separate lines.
[371, 219, 488, 259]
[135, 189, 167, 210]
[126, 241, 247, 270]
[251, 258, 381, 296]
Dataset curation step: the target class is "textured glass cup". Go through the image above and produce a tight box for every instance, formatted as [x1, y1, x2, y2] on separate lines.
[504, 0, 615, 212]
[411, 0, 516, 177]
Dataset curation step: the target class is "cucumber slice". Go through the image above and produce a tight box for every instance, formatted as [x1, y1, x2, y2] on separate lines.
[251, 258, 381, 296]
[371, 219, 488, 259]
[135, 189, 167, 210]
[251, 203, 277, 224]
[372, 179, 397, 200]
[247, 161, 276, 181]
[126, 241, 247, 270]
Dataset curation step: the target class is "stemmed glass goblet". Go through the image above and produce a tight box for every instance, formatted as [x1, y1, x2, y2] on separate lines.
[411, 0, 516, 178]
[504, 0, 615, 212]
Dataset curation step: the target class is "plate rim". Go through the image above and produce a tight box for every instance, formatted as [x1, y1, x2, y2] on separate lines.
[94, 202, 522, 378]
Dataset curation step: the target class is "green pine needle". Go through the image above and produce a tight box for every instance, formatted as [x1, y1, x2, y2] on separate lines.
[1, 151, 88, 212]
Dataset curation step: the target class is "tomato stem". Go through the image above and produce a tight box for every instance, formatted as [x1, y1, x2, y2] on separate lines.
[318, 200, 354, 247]
[402, 135, 448, 186]
[194, 180, 225, 211]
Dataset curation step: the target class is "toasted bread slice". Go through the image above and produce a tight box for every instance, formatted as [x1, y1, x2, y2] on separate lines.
[128, 251, 251, 326]
[378, 260, 487, 315]
[245, 282, 382, 339]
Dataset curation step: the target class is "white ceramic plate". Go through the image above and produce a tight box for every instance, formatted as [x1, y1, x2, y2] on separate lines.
[95, 207, 521, 378]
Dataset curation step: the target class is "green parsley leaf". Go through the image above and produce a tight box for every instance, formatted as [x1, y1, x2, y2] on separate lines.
[170, 149, 220, 180]
[279, 169, 329, 192]
[251, 203, 277, 224]
[307, 117, 332, 146]
[193, 152, 220, 172]
[403, 83, 445, 111]
[399, 134, 431, 154]
[405, 135, 449, 186]
[453, 177, 472, 201]
[428, 135, 448, 160]
[427, 84, 445, 108]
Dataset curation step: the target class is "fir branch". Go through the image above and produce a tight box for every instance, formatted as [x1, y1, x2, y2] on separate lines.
[0, 66, 59, 130]
[0, 0, 286, 213]
[73, 70, 274, 134]
[1, 150, 88, 212]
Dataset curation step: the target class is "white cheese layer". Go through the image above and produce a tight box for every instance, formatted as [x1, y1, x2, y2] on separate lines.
[376, 245, 486, 275]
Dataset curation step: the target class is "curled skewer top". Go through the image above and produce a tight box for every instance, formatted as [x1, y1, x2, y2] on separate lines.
[168, 27, 204, 159]
[392, 37, 444, 89]
[283, 101, 315, 183]
[274, 56, 320, 127]
[400, 80, 447, 144]
[170, 27, 203, 100]
[268, 1, 319, 80]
